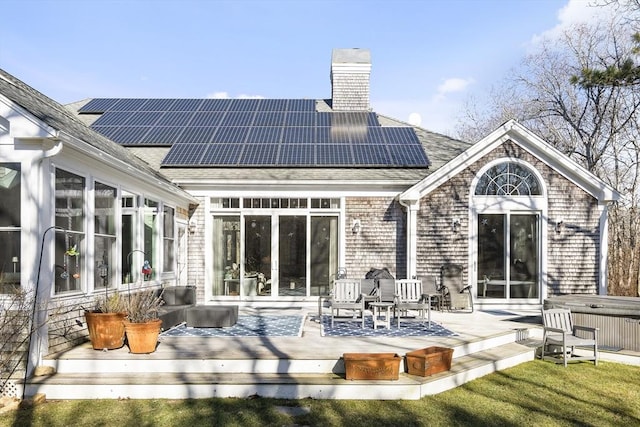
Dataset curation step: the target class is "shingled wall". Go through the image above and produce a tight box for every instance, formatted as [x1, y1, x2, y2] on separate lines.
[415, 140, 600, 295]
[344, 196, 407, 280]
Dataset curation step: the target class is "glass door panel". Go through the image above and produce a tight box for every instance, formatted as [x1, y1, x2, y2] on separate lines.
[212, 216, 240, 296]
[477, 213, 539, 299]
[310, 216, 338, 296]
[244, 216, 271, 296]
[510, 214, 539, 299]
[278, 215, 306, 296]
[477, 214, 506, 298]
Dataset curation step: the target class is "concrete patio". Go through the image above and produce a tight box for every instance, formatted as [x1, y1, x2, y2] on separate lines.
[23, 307, 640, 400]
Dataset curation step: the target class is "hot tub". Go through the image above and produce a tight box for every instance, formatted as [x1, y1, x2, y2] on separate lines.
[544, 295, 640, 352]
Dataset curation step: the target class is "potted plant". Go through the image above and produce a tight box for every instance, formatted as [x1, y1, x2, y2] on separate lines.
[123, 289, 164, 354]
[84, 292, 127, 350]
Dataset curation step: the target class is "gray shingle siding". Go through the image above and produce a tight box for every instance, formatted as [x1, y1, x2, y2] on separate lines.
[415, 140, 600, 295]
[345, 197, 407, 280]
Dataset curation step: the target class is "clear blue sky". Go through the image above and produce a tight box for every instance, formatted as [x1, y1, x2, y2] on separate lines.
[1, 0, 608, 135]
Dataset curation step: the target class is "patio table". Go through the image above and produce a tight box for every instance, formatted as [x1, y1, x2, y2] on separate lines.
[370, 302, 394, 329]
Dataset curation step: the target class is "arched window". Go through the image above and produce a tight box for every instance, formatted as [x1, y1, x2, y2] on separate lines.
[475, 162, 541, 196]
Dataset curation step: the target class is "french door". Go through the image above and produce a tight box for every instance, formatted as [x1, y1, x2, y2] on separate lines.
[476, 213, 539, 300]
[212, 213, 337, 298]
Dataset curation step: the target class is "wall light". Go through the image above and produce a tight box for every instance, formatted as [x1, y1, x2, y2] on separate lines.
[352, 219, 361, 234]
[555, 219, 564, 233]
[188, 218, 198, 234]
[452, 218, 461, 233]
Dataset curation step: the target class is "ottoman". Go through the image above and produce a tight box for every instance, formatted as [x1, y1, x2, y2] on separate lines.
[186, 305, 238, 328]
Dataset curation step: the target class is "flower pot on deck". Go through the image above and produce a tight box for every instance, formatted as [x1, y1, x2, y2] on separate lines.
[343, 353, 401, 380]
[405, 346, 453, 376]
[84, 311, 127, 350]
[123, 319, 162, 354]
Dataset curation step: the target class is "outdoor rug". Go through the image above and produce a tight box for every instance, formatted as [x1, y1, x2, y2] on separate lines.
[160, 315, 305, 337]
[320, 315, 458, 337]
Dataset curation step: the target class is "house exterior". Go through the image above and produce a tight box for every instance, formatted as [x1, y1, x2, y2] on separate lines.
[0, 48, 619, 379]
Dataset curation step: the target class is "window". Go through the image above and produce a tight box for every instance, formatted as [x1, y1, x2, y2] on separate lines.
[143, 198, 158, 280]
[163, 205, 175, 272]
[475, 162, 541, 196]
[0, 163, 21, 293]
[121, 192, 138, 283]
[54, 169, 85, 293]
[94, 182, 116, 290]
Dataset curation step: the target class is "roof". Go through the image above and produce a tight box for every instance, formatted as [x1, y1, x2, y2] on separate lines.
[0, 68, 196, 203]
[69, 98, 471, 187]
[400, 120, 620, 203]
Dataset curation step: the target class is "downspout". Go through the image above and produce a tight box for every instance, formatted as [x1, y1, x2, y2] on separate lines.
[398, 197, 419, 279]
[23, 138, 63, 398]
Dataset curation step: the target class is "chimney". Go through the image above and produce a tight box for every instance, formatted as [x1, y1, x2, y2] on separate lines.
[330, 48, 371, 111]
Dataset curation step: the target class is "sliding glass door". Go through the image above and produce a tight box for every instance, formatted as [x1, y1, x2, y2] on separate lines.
[211, 208, 338, 299]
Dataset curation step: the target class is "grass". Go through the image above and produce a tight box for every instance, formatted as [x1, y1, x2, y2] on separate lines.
[3, 360, 639, 427]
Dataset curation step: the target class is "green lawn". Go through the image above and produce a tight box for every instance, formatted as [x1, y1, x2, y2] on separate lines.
[3, 360, 639, 427]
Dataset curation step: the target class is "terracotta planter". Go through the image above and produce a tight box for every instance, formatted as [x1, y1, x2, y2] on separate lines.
[343, 353, 401, 380]
[84, 311, 127, 350]
[123, 319, 162, 354]
[405, 346, 453, 376]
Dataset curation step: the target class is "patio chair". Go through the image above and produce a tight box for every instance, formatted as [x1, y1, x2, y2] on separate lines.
[440, 264, 473, 312]
[418, 275, 443, 311]
[377, 278, 397, 304]
[394, 279, 431, 328]
[541, 308, 598, 367]
[329, 279, 366, 328]
[360, 278, 379, 309]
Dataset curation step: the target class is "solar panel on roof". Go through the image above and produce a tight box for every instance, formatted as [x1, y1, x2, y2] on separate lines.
[85, 98, 429, 168]
[169, 99, 204, 111]
[124, 111, 164, 126]
[279, 144, 315, 164]
[261, 99, 289, 111]
[282, 126, 314, 143]
[352, 144, 390, 165]
[92, 111, 136, 127]
[316, 112, 331, 127]
[188, 112, 224, 127]
[240, 144, 279, 165]
[287, 99, 315, 112]
[246, 126, 282, 144]
[201, 143, 243, 165]
[232, 98, 263, 111]
[198, 98, 232, 111]
[211, 126, 249, 143]
[316, 144, 352, 165]
[161, 143, 207, 165]
[219, 112, 255, 127]
[79, 98, 120, 113]
[315, 127, 331, 144]
[155, 111, 196, 126]
[141, 126, 185, 144]
[140, 99, 177, 111]
[382, 127, 421, 145]
[284, 112, 315, 126]
[108, 126, 152, 144]
[388, 144, 429, 166]
[110, 99, 148, 111]
[254, 112, 285, 126]
[178, 127, 217, 143]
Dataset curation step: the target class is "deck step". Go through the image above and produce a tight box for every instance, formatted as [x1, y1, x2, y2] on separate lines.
[25, 342, 535, 400]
